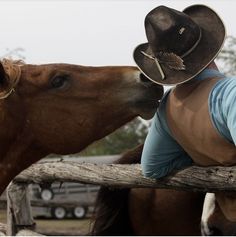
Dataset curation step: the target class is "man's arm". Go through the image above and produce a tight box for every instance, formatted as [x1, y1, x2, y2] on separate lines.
[226, 88, 236, 145]
[141, 111, 193, 179]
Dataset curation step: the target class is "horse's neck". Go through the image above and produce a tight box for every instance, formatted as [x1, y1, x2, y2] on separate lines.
[0, 99, 48, 194]
[0, 125, 47, 193]
[0, 143, 47, 194]
[0, 98, 24, 157]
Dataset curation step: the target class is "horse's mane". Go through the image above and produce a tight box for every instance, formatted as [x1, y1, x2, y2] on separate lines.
[0, 58, 24, 99]
[90, 144, 143, 235]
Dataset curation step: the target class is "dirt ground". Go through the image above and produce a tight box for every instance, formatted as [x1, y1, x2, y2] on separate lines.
[36, 218, 91, 235]
[0, 209, 91, 235]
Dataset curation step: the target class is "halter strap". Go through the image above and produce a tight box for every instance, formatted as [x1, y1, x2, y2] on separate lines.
[0, 59, 22, 100]
[181, 28, 202, 58]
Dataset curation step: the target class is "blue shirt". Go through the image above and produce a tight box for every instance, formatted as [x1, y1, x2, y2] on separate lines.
[141, 69, 236, 179]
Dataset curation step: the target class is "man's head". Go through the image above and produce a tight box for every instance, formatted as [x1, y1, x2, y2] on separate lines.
[133, 5, 225, 86]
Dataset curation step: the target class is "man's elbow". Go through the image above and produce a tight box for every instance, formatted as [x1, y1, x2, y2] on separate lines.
[141, 163, 168, 179]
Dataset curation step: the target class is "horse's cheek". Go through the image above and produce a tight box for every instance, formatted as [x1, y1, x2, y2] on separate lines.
[26, 107, 93, 153]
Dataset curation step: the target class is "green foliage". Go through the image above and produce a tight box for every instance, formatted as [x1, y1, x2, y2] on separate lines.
[80, 118, 149, 156]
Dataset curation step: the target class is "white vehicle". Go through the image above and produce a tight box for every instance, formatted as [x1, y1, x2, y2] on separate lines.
[30, 182, 99, 219]
[30, 155, 120, 219]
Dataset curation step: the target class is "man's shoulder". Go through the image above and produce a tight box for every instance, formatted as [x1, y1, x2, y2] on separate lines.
[213, 76, 236, 111]
[219, 76, 236, 88]
[225, 75, 236, 82]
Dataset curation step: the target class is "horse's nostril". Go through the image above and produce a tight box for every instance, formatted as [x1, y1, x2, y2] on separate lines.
[139, 73, 151, 83]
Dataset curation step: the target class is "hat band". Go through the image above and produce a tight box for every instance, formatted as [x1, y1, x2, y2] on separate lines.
[141, 27, 202, 80]
[181, 27, 202, 58]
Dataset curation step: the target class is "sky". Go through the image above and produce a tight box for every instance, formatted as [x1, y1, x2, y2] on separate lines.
[0, 0, 235, 66]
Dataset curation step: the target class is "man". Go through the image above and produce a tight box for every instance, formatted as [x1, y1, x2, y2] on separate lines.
[133, 5, 236, 222]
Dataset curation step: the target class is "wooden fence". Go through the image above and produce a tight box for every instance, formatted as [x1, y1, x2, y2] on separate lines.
[2, 160, 236, 235]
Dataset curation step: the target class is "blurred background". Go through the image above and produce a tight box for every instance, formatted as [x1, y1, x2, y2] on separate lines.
[0, 0, 236, 235]
[1, 0, 236, 157]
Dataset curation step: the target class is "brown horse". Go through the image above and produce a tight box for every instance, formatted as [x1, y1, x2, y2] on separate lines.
[92, 144, 205, 236]
[0, 59, 163, 195]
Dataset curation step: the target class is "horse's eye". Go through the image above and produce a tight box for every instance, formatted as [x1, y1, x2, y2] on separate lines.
[51, 75, 68, 89]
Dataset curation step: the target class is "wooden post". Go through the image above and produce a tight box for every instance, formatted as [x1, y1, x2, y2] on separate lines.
[7, 182, 35, 236]
[0, 223, 6, 236]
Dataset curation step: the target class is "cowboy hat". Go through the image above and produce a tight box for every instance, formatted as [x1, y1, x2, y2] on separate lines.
[133, 5, 226, 85]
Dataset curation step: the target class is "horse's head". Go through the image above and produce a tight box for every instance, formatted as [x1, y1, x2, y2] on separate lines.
[0, 59, 163, 192]
[17, 63, 162, 154]
[201, 193, 236, 236]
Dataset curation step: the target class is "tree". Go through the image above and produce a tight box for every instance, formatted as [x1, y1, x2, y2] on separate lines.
[80, 118, 149, 156]
[1, 48, 25, 61]
[216, 36, 236, 75]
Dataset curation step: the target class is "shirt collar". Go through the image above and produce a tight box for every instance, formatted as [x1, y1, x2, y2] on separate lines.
[195, 69, 225, 81]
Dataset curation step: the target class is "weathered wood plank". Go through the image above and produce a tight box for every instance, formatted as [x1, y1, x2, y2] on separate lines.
[7, 182, 35, 236]
[0, 223, 6, 236]
[14, 161, 236, 192]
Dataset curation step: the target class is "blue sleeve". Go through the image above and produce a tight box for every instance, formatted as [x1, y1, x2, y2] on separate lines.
[226, 86, 236, 145]
[141, 110, 193, 179]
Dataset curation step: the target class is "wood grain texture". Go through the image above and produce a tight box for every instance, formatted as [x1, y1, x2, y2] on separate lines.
[7, 183, 35, 236]
[14, 161, 236, 193]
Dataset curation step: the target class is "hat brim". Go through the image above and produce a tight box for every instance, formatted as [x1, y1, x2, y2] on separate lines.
[133, 5, 226, 86]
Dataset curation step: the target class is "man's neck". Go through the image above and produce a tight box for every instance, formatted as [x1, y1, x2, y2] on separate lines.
[206, 61, 219, 71]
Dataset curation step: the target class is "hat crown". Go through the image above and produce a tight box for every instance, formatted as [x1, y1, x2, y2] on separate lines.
[145, 6, 200, 56]
[133, 4, 226, 85]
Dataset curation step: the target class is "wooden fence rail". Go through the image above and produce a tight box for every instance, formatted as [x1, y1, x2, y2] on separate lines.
[14, 161, 236, 193]
[5, 161, 236, 235]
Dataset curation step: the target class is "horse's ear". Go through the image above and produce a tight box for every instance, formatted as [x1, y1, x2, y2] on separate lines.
[0, 62, 7, 86]
[0, 59, 21, 98]
[0, 61, 12, 98]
